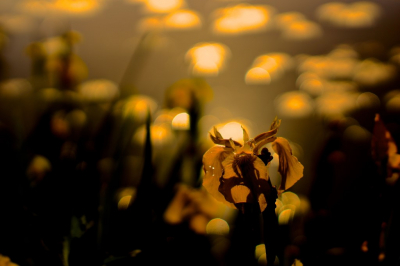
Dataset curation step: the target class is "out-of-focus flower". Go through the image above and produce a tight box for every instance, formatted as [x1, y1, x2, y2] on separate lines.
[164, 78, 213, 110]
[78, 79, 119, 103]
[212, 4, 275, 35]
[133, 123, 173, 147]
[202, 118, 303, 211]
[0, 254, 19, 266]
[316, 1, 381, 28]
[185, 42, 231, 76]
[115, 95, 158, 122]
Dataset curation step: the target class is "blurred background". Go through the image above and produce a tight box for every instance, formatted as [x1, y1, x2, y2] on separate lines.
[0, 0, 400, 265]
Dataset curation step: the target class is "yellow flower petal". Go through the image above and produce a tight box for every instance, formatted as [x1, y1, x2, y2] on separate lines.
[272, 137, 304, 192]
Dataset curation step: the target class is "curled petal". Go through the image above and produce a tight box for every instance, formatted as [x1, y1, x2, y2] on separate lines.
[272, 137, 304, 193]
[209, 132, 242, 148]
[253, 117, 281, 153]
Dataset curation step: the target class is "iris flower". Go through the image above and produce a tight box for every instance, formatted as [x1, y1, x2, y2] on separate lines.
[202, 117, 303, 212]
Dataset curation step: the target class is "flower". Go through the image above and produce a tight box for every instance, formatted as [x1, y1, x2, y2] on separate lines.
[202, 118, 304, 212]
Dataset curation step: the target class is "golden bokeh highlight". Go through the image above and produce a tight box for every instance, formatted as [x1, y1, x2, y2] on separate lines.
[315, 91, 359, 118]
[206, 218, 230, 235]
[246, 53, 293, 84]
[164, 10, 201, 30]
[281, 20, 322, 40]
[297, 55, 358, 80]
[353, 59, 396, 87]
[274, 12, 306, 30]
[133, 123, 174, 146]
[118, 195, 132, 210]
[245, 67, 271, 85]
[171, 112, 190, 130]
[78, 79, 119, 103]
[116, 95, 158, 122]
[53, 0, 104, 16]
[255, 244, 266, 260]
[316, 1, 381, 28]
[185, 42, 230, 76]
[145, 0, 183, 13]
[117, 187, 137, 210]
[216, 121, 251, 144]
[0, 78, 33, 98]
[274, 91, 314, 118]
[356, 92, 380, 109]
[212, 4, 275, 35]
[343, 124, 371, 143]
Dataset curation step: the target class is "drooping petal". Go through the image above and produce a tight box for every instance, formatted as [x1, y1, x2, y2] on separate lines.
[272, 137, 304, 193]
[231, 185, 251, 203]
[202, 146, 235, 208]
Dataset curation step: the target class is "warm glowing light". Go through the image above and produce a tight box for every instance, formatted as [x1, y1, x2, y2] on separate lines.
[0, 78, 33, 98]
[315, 91, 359, 118]
[278, 209, 293, 225]
[245, 67, 271, 84]
[118, 196, 132, 210]
[164, 9, 201, 30]
[53, 0, 103, 16]
[298, 55, 358, 80]
[171, 112, 190, 130]
[246, 53, 293, 83]
[217, 122, 250, 143]
[138, 16, 164, 31]
[118, 95, 158, 122]
[212, 4, 275, 35]
[275, 198, 283, 216]
[0, 15, 35, 34]
[356, 92, 380, 109]
[206, 218, 230, 235]
[255, 244, 266, 260]
[274, 12, 306, 29]
[18, 0, 53, 17]
[258, 253, 279, 265]
[298, 76, 325, 96]
[78, 79, 119, 102]
[343, 125, 371, 143]
[274, 91, 314, 118]
[317, 1, 381, 28]
[386, 91, 400, 113]
[281, 20, 322, 40]
[133, 123, 173, 146]
[145, 0, 183, 13]
[353, 59, 396, 87]
[186, 42, 230, 76]
[280, 191, 301, 209]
